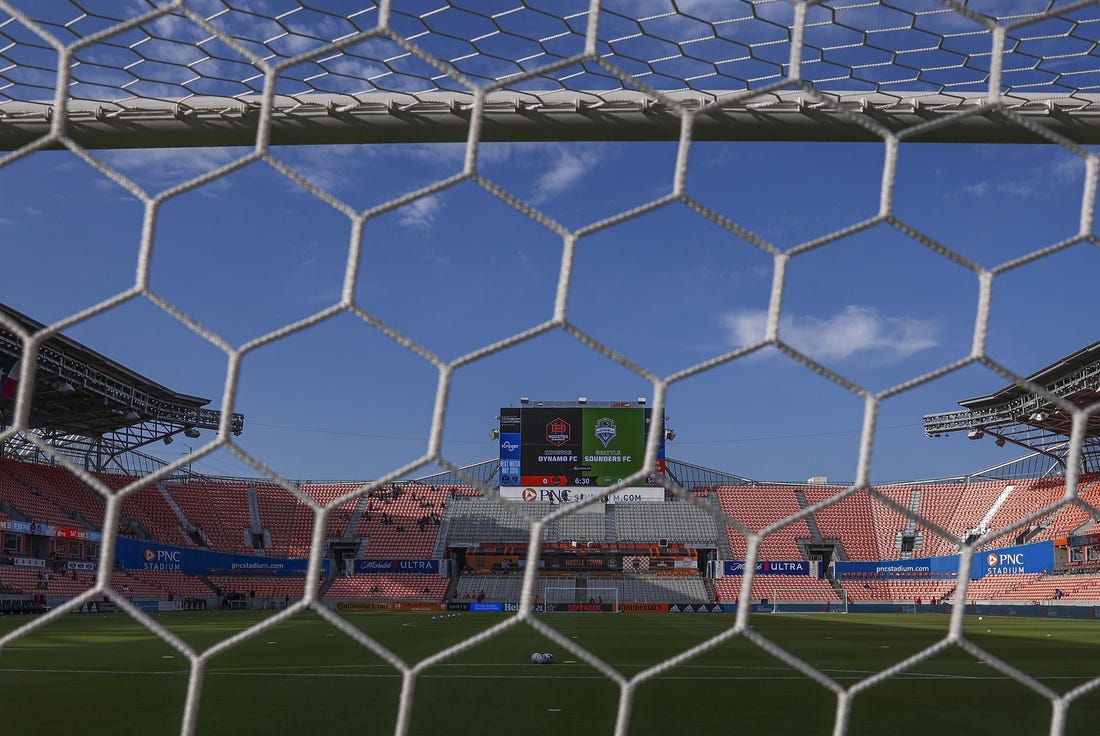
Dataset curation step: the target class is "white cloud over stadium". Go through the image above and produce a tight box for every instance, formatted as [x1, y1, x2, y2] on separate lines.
[722, 305, 939, 361]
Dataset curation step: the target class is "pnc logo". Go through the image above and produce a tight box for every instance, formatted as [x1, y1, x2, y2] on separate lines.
[986, 553, 999, 567]
[144, 548, 156, 563]
[522, 488, 538, 501]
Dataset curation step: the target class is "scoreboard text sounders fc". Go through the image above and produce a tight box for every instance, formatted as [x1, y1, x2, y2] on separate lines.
[498, 404, 666, 490]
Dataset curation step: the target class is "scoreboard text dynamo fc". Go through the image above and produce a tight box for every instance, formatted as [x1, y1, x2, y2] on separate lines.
[498, 405, 666, 492]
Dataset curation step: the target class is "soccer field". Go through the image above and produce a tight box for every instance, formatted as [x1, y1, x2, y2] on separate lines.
[3, 610, 1100, 735]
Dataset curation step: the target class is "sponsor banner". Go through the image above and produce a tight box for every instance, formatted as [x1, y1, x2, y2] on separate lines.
[545, 603, 615, 612]
[834, 541, 1054, 580]
[499, 486, 664, 504]
[1067, 530, 1100, 548]
[470, 602, 504, 612]
[499, 433, 521, 486]
[836, 556, 957, 578]
[502, 603, 546, 612]
[667, 603, 723, 613]
[390, 602, 443, 611]
[13, 556, 45, 568]
[447, 601, 471, 611]
[0, 518, 101, 541]
[521, 554, 619, 571]
[351, 559, 443, 575]
[65, 560, 95, 572]
[0, 519, 33, 534]
[115, 537, 327, 576]
[620, 603, 669, 613]
[652, 556, 697, 571]
[722, 560, 811, 576]
[335, 601, 392, 612]
[978, 541, 1053, 578]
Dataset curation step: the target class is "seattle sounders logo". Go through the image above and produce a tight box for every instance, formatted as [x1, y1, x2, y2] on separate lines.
[594, 417, 617, 447]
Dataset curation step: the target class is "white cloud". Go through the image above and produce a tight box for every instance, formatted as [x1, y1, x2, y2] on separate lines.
[723, 305, 939, 361]
[533, 146, 588, 203]
[397, 195, 442, 231]
[97, 147, 244, 190]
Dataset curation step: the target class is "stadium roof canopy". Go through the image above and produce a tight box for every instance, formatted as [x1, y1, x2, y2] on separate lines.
[0, 303, 243, 473]
[922, 342, 1100, 474]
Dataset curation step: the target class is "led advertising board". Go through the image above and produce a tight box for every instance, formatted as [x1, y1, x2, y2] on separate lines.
[498, 405, 664, 488]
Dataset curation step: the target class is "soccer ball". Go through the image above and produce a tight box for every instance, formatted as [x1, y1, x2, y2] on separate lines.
[530, 652, 554, 664]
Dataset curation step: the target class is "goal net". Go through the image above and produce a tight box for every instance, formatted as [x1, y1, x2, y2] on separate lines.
[770, 588, 849, 615]
[1, 2, 1097, 735]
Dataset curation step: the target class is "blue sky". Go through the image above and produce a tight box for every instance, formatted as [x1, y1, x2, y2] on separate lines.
[2, 0, 1098, 486]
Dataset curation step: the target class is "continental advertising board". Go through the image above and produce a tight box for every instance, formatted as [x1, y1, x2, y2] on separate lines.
[333, 601, 445, 612]
[498, 406, 665, 490]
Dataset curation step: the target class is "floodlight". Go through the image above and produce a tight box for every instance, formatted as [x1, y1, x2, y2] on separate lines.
[578, 397, 587, 404]
[163, 435, 174, 445]
[54, 381, 75, 394]
[1029, 412, 1047, 422]
[995, 437, 1006, 447]
[665, 429, 676, 441]
[124, 410, 140, 421]
[184, 427, 201, 439]
[489, 428, 500, 440]
[967, 429, 984, 440]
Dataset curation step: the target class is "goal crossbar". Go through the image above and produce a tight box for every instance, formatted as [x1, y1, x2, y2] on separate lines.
[6, 92, 1100, 151]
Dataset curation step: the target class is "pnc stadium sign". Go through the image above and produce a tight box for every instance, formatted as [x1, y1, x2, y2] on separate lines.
[985, 551, 1026, 575]
[143, 547, 182, 572]
[502, 486, 664, 504]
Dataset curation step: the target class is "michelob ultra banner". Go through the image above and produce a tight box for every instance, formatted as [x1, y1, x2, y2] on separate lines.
[719, 560, 812, 576]
[351, 559, 444, 575]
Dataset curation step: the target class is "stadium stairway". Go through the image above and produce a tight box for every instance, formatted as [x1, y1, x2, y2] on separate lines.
[793, 490, 824, 541]
[344, 494, 368, 538]
[431, 514, 451, 558]
[318, 575, 336, 599]
[604, 503, 617, 543]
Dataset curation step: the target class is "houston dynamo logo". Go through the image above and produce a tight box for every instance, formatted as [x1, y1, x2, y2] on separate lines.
[594, 417, 617, 447]
[546, 418, 571, 446]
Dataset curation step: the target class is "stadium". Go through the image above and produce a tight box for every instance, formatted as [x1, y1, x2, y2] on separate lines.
[7, 1, 1100, 735]
[4, 298, 1100, 733]
[5, 299, 1100, 617]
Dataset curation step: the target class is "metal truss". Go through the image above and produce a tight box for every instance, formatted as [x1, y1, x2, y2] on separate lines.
[0, 311, 243, 470]
[923, 356, 1100, 474]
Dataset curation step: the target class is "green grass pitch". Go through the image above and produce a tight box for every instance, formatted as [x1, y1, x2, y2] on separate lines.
[3, 610, 1100, 734]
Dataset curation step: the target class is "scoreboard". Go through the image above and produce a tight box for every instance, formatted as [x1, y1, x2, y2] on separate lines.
[498, 405, 665, 488]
